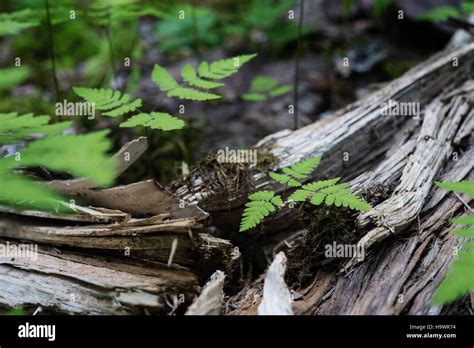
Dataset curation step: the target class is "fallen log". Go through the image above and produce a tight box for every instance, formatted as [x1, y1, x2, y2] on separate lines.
[0, 240, 198, 315]
[214, 42, 474, 314]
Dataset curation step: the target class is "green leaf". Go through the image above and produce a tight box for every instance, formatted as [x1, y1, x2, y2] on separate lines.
[73, 87, 141, 117]
[3, 307, 26, 316]
[242, 93, 267, 101]
[120, 112, 185, 131]
[288, 189, 311, 202]
[240, 190, 282, 232]
[432, 244, 474, 305]
[12, 130, 116, 187]
[198, 54, 257, 80]
[436, 180, 474, 196]
[250, 76, 279, 92]
[432, 179, 474, 305]
[417, 6, 459, 21]
[152, 64, 180, 91]
[0, 66, 30, 90]
[167, 87, 220, 101]
[269, 85, 292, 97]
[0, 113, 71, 144]
[269, 172, 301, 187]
[181, 64, 224, 89]
[452, 213, 474, 225]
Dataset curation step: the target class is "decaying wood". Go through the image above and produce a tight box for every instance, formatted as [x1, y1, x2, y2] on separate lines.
[170, 43, 474, 218]
[47, 136, 148, 194]
[185, 270, 225, 315]
[258, 252, 293, 315]
[0, 240, 198, 315]
[219, 43, 474, 315]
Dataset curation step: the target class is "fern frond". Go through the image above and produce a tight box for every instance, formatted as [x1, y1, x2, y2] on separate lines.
[0, 128, 116, 211]
[73, 87, 142, 117]
[432, 180, 474, 305]
[435, 180, 474, 196]
[120, 112, 184, 131]
[432, 243, 474, 305]
[152, 54, 256, 101]
[151, 64, 179, 91]
[242, 75, 292, 101]
[289, 178, 371, 212]
[0, 113, 71, 144]
[0, 66, 30, 90]
[201, 54, 257, 79]
[270, 156, 322, 187]
[181, 64, 224, 89]
[167, 87, 220, 101]
[269, 171, 301, 187]
[152, 64, 220, 101]
[239, 190, 282, 232]
[0, 18, 38, 36]
[89, 0, 165, 25]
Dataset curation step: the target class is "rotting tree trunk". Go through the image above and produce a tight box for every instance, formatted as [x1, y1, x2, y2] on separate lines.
[168, 42, 474, 315]
[1, 42, 473, 315]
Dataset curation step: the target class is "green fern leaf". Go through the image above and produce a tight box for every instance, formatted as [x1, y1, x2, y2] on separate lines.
[73, 87, 142, 117]
[0, 66, 30, 90]
[0, 113, 71, 144]
[243, 75, 292, 102]
[290, 178, 370, 212]
[0, 126, 116, 211]
[242, 93, 267, 101]
[239, 190, 282, 232]
[269, 172, 301, 187]
[167, 87, 220, 101]
[432, 243, 474, 305]
[435, 180, 474, 196]
[289, 156, 321, 178]
[433, 180, 474, 305]
[120, 112, 184, 131]
[198, 54, 257, 80]
[181, 64, 224, 89]
[0, 19, 38, 36]
[152, 64, 179, 91]
[269, 85, 293, 97]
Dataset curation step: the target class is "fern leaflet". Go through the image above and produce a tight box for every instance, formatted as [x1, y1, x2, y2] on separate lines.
[73, 87, 142, 117]
[152, 54, 256, 101]
[239, 156, 370, 232]
[432, 180, 474, 305]
[242, 75, 292, 101]
[269, 156, 321, 186]
[119, 112, 184, 131]
[239, 191, 283, 232]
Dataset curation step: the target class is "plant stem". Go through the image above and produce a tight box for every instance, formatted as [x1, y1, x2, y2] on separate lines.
[292, 0, 305, 130]
[191, 0, 202, 60]
[44, 0, 60, 104]
[105, 26, 118, 79]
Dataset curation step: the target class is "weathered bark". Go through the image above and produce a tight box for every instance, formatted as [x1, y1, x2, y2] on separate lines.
[216, 43, 474, 315]
[0, 240, 198, 315]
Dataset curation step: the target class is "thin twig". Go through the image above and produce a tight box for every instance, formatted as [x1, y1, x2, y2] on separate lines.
[44, 0, 60, 104]
[191, 0, 202, 60]
[292, 0, 305, 130]
[104, 26, 118, 79]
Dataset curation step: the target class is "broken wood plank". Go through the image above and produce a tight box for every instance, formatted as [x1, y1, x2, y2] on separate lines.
[0, 240, 198, 315]
[185, 270, 225, 315]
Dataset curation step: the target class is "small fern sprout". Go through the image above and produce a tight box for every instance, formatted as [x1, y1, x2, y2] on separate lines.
[239, 156, 371, 232]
